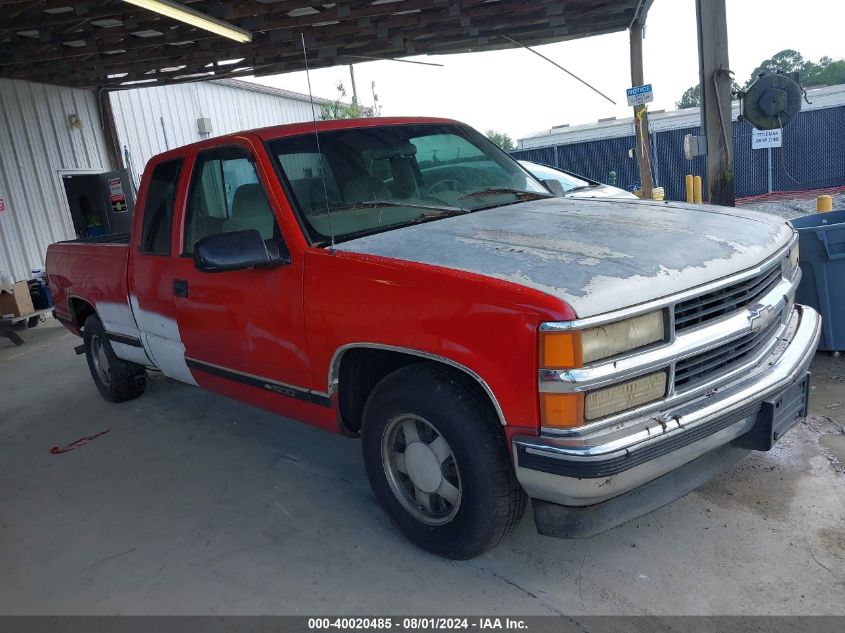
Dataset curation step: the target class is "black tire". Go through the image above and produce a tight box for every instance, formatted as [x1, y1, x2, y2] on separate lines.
[27, 316, 39, 328]
[361, 363, 526, 559]
[83, 314, 146, 402]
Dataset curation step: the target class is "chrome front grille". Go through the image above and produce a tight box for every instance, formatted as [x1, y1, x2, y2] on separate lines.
[674, 265, 782, 332]
[674, 314, 782, 391]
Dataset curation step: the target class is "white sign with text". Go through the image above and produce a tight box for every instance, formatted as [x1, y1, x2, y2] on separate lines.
[752, 128, 782, 149]
[626, 84, 654, 107]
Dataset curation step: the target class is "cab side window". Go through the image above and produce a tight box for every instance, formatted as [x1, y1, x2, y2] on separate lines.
[183, 148, 280, 255]
[140, 159, 182, 255]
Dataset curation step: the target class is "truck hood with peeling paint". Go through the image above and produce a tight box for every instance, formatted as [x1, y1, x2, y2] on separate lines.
[337, 197, 794, 318]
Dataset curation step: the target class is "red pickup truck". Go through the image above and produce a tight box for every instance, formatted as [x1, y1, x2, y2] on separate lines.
[47, 117, 821, 559]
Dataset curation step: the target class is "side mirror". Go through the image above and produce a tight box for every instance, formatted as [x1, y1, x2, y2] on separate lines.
[194, 229, 289, 273]
[542, 179, 567, 197]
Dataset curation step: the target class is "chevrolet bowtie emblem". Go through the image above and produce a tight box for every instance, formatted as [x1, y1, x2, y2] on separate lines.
[748, 304, 775, 333]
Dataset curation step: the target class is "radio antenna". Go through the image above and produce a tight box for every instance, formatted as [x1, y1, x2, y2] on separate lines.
[301, 32, 336, 253]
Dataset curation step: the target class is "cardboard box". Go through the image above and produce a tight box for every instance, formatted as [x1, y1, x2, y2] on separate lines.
[0, 281, 35, 318]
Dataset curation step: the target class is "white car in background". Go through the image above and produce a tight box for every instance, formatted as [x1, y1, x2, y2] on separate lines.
[520, 160, 638, 199]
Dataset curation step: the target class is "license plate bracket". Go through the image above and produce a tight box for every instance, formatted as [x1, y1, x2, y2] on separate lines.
[733, 372, 811, 451]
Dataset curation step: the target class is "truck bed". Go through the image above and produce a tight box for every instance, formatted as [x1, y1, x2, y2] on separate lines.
[46, 238, 131, 334]
[56, 232, 131, 246]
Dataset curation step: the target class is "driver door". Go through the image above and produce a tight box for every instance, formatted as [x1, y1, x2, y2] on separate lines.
[171, 142, 311, 399]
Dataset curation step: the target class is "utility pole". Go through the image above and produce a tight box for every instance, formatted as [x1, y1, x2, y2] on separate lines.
[695, 0, 735, 206]
[629, 23, 653, 199]
[348, 64, 358, 106]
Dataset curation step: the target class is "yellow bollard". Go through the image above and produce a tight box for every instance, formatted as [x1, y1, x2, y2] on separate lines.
[686, 175, 694, 203]
[817, 195, 833, 212]
[693, 176, 703, 204]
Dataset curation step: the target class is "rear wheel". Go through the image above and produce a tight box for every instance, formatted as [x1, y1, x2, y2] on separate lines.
[361, 363, 525, 559]
[83, 314, 146, 402]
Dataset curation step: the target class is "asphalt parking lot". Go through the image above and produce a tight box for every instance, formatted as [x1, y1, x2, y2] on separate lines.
[1, 319, 844, 615]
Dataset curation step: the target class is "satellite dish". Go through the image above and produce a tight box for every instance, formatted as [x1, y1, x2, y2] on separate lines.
[738, 72, 803, 130]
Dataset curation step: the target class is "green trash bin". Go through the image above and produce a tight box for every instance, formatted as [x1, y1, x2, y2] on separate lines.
[791, 209, 845, 351]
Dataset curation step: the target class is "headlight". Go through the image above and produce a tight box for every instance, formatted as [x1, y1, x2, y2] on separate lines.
[584, 371, 667, 421]
[788, 242, 799, 276]
[540, 310, 667, 369]
[538, 311, 668, 428]
[581, 310, 666, 363]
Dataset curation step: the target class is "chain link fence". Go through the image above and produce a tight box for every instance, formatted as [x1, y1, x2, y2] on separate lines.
[512, 104, 845, 201]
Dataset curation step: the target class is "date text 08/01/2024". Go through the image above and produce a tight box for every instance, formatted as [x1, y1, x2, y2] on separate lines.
[307, 618, 528, 630]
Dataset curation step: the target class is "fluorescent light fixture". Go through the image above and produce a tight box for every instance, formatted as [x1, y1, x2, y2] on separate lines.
[122, 0, 252, 43]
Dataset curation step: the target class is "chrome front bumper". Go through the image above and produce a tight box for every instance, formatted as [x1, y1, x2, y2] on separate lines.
[513, 304, 822, 507]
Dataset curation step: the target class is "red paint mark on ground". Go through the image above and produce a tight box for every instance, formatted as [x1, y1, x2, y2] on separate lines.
[50, 430, 111, 454]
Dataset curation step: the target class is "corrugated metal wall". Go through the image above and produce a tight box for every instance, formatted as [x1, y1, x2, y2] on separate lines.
[109, 80, 321, 183]
[0, 78, 113, 281]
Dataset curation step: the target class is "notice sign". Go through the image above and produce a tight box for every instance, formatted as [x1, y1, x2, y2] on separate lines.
[752, 128, 782, 149]
[626, 84, 654, 107]
[107, 177, 124, 196]
[107, 177, 128, 213]
[0, 198, 6, 212]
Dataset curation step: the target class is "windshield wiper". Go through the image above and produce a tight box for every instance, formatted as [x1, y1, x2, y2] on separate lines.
[458, 188, 554, 201]
[325, 200, 467, 214]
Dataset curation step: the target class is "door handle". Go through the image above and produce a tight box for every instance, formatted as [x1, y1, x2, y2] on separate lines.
[173, 279, 189, 298]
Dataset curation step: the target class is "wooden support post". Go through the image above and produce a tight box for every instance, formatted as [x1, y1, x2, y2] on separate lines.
[630, 23, 653, 199]
[695, 0, 735, 206]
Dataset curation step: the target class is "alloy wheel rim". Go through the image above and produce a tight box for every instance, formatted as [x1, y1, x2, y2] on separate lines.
[381, 414, 462, 525]
[91, 335, 111, 386]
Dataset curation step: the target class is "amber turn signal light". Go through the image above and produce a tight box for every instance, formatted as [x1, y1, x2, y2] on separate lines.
[539, 331, 582, 369]
[539, 393, 585, 429]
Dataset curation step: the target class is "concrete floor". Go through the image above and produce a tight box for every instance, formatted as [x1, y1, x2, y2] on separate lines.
[1, 319, 844, 615]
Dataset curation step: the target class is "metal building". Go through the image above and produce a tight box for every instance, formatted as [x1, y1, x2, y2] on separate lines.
[0, 78, 328, 281]
[110, 79, 326, 185]
[517, 84, 845, 149]
[513, 83, 845, 200]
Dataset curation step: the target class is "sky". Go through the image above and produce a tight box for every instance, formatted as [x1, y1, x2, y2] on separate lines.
[246, 0, 845, 141]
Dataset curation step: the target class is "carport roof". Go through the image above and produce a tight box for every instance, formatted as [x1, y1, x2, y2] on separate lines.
[0, 0, 654, 90]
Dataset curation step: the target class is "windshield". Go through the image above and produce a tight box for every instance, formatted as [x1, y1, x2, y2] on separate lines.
[520, 161, 593, 192]
[268, 123, 549, 244]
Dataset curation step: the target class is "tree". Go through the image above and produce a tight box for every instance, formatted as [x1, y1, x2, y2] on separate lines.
[744, 49, 805, 89]
[676, 49, 845, 108]
[320, 81, 373, 120]
[675, 79, 742, 109]
[485, 130, 515, 151]
[802, 56, 845, 87]
[743, 49, 845, 89]
[676, 85, 701, 109]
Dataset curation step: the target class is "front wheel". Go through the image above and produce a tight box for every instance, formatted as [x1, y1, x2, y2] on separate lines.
[361, 363, 525, 559]
[83, 314, 146, 402]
